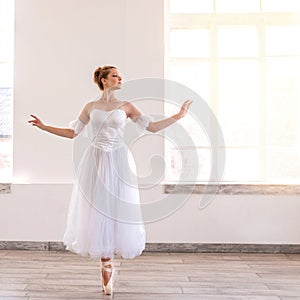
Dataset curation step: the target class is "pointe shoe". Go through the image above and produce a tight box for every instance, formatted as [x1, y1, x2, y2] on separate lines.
[101, 260, 114, 295]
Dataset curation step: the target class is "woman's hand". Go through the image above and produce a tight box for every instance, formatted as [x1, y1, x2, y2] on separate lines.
[175, 99, 193, 119]
[28, 114, 46, 130]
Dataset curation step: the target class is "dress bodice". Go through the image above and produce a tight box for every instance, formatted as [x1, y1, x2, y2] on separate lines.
[69, 105, 154, 151]
[89, 109, 127, 151]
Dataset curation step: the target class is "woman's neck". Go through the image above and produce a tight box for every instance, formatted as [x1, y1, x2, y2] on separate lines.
[99, 88, 118, 103]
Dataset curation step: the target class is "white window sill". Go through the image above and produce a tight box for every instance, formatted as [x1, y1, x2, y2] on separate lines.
[0, 183, 11, 194]
[164, 184, 300, 195]
[1, 183, 300, 195]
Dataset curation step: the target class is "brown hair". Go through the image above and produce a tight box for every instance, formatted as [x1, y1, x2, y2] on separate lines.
[93, 65, 117, 90]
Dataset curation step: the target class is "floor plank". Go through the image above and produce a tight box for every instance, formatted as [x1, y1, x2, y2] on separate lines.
[0, 250, 299, 299]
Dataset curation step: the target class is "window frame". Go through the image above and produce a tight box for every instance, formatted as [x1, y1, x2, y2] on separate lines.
[0, 0, 14, 186]
[164, 1, 300, 193]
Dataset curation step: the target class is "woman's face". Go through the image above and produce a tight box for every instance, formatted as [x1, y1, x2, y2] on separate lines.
[103, 68, 123, 90]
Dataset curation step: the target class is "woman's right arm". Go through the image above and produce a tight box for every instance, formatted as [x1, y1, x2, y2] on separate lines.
[28, 115, 75, 139]
[28, 102, 93, 139]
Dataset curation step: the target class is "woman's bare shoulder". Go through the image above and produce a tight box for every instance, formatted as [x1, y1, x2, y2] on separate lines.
[122, 101, 137, 109]
[122, 101, 141, 119]
[83, 101, 95, 113]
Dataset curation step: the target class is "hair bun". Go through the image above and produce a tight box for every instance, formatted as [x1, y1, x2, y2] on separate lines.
[93, 65, 117, 90]
[93, 67, 102, 84]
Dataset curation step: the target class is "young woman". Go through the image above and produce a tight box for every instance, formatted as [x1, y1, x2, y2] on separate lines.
[28, 65, 192, 295]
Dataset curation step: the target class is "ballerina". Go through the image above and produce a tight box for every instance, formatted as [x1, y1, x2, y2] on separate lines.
[28, 65, 192, 295]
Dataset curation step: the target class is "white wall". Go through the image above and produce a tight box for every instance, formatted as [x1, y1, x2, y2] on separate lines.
[0, 0, 299, 244]
[13, 0, 164, 184]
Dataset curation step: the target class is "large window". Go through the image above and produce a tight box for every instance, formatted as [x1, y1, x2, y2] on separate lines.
[165, 0, 300, 184]
[0, 0, 14, 183]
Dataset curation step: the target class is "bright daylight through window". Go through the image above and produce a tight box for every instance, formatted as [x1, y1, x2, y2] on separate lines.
[0, 0, 14, 183]
[164, 0, 300, 184]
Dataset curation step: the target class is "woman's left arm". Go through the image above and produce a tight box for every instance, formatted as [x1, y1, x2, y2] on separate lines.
[126, 100, 193, 133]
[149, 99, 192, 132]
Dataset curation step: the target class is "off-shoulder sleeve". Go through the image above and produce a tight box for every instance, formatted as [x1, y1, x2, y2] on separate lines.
[69, 119, 87, 137]
[134, 114, 154, 135]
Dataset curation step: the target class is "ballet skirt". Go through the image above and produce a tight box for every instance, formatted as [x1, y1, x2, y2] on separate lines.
[63, 105, 153, 259]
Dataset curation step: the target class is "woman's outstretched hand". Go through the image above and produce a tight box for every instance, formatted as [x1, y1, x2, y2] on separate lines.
[177, 99, 193, 119]
[28, 114, 46, 130]
[28, 115, 75, 138]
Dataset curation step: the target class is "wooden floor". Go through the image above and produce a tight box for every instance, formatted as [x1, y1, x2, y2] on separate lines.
[0, 250, 300, 299]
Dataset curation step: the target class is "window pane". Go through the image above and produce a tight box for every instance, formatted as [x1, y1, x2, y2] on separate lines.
[262, 0, 300, 12]
[266, 26, 300, 56]
[167, 60, 210, 104]
[164, 83, 212, 148]
[218, 26, 258, 58]
[0, 87, 12, 136]
[165, 147, 212, 182]
[220, 148, 259, 182]
[0, 87, 13, 182]
[216, 0, 260, 13]
[265, 58, 300, 147]
[0, 0, 14, 30]
[165, 106, 211, 148]
[0, 0, 13, 184]
[170, 29, 210, 58]
[0, 32, 14, 62]
[0, 136, 12, 182]
[218, 60, 260, 147]
[169, 0, 213, 14]
[266, 148, 300, 183]
[0, 63, 13, 87]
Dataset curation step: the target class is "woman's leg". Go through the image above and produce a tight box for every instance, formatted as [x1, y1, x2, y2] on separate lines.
[101, 257, 112, 286]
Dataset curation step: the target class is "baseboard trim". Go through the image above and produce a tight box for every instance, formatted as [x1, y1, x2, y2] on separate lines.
[145, 243, 300, 253]
[0, 241, 300, 253]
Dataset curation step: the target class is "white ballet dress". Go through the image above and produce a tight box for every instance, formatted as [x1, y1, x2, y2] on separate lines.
[63, 104, 153, 259]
